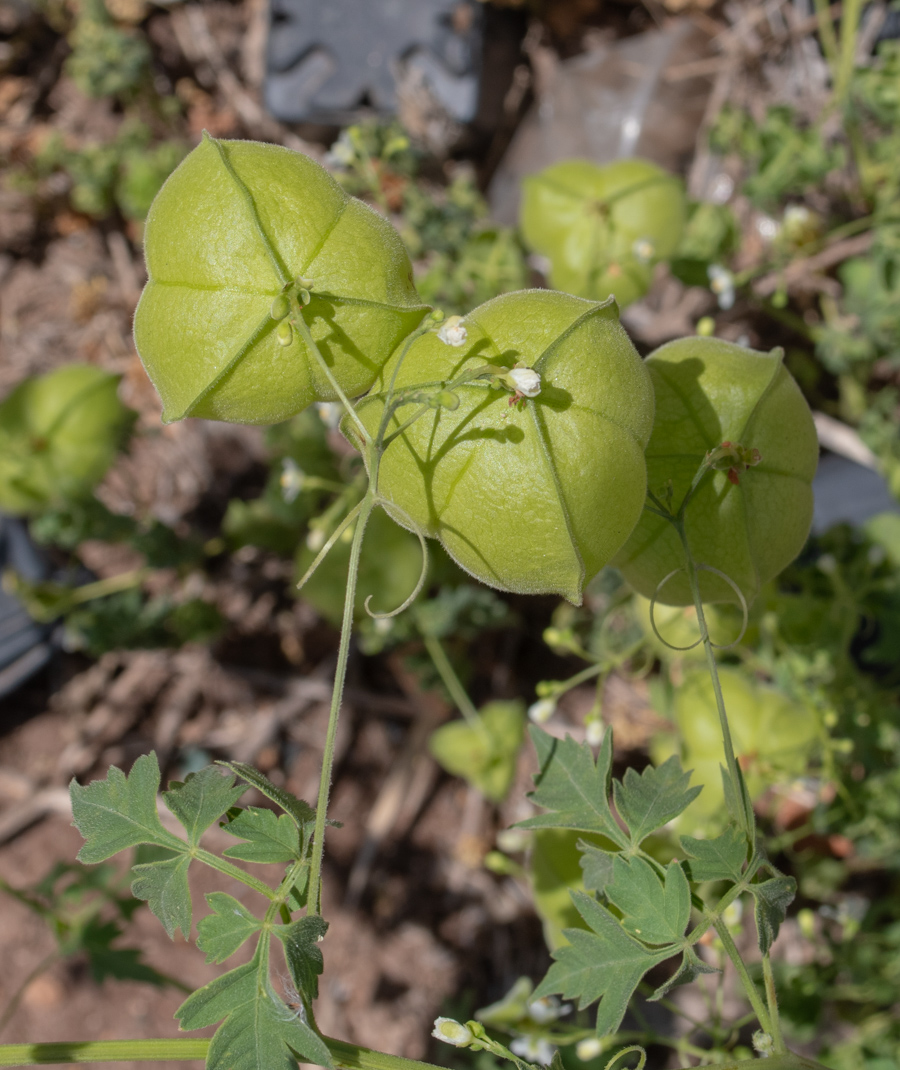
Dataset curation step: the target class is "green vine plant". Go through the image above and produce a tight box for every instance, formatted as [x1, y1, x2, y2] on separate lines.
[0, 135, 828, 1070]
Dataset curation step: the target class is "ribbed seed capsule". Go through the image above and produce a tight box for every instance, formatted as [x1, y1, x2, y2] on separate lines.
[270, 294, 290, 320]
[276, 320, 293, 346]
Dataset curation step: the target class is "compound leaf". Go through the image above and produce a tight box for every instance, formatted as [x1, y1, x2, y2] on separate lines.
[177, 946, 332, 1070]
[681, 825, 748, 884]
[605, 857, 691, 946]
[131, 854, 192, 939]
[578, 840, 616, 895]
[649, 946, 718, 1002]
[533, 890, 673, 1036]
[163, 767, 246, 847]
[71, 753, 176, 863]
[206, 987, 332, 1070]
[613, 756, 701, 845]
[517, 727, 627, 848]
[176, 956, 259, 1030]
[222, 807, 302, 863]
[197, 892, 263, 964]
[274, 915, 328, 1001]
[751, 874, 796, 955]
[218, 762, 315, 832]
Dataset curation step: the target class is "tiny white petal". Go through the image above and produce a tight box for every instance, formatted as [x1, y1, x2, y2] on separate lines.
[280, 458, 305, 503]
[585, 719, 604, 747]
[431, 1018, 473, 1047]
[707, 264, 735, 310]
[511, 1037, 556, 1065]
[528, 698, 556, 724]
[437, 316, 468, 347]
[632, 237, 655, 262]
[527, 996, 571, 1024]
[508, 367, 541, 398]
[306, 528, 326, 552]
[316, 402, 342, 429]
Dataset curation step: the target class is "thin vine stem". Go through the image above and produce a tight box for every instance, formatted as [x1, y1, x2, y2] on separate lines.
[0, 1040, 833, 1070]
[712, 917, 773, 1038]
[290, 304, 370, 446]
[762, 952, 786, 1054]
[307, 491, 375, 915]
[674, 518, 754, 841]
[422, 633, 484, 733]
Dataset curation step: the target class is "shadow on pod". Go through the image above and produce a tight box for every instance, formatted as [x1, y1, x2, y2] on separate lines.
[614, 336, 819, 606]
[134, 134, 429, 426]
[350, 290, 655, 604]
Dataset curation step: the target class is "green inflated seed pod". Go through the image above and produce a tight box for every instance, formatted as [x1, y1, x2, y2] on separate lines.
[348, 290, 655, 604]
[614, 336, 819, 606]
[0, 364, 131, 515]
[134, 134, 429, 426]
[520, 158, 686, 308]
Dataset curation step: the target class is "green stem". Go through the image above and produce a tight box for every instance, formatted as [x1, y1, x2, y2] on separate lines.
[307, 491, 376, 914]
[422, 634, 482, 731]
[813, 0, 839, 67]
[68, 569, 148, 606]
[0, 1040, 833, 1070]
[762, 953, 786, 1054]
[675, 520, 754, 841]
[834, 0, 863, 107]
[712, 918, 773, 1038]
[290, 305, 370, 446]
[189, 847, 278, 901]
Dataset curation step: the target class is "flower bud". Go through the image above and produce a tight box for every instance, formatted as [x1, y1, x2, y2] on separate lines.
[528, 698, 557, 725]
[350, 291, 654, 603]
[437, 315, 467, 347]
[576, 1037, 604, 1061]
[615, 337, 817, 606]
[506, 366, 542, 398]
[432, 1018, 474, 1047]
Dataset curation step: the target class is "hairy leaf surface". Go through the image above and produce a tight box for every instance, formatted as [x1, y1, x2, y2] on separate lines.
[518, 727, 627, 847]
[533, 890, 673, 1036]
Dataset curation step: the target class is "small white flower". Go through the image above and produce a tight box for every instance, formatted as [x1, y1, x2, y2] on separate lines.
[527, 995, 571, 1024]
[576, 1038, 604, 1061]
[752, 1030, 774, 1056]
[316, 402, 342, 429]
[585, 718, 604, 747]
[508, 366, 542, 398]
[431, 1018, 474, 1047]
[528, 698, 556, 724]
[707, 264, 735, 310]
[325, 133, 355, 169]
[511, 1036, 556, 1065]
[783, 205, 812, 228]
[437, 315, 468, 347]
[280, 458, 305, 503]
[632, 237, 655, 263]
[306, 527, 326, 552]
[723, 899, 743, 927]
[756, 214, 780, 241]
